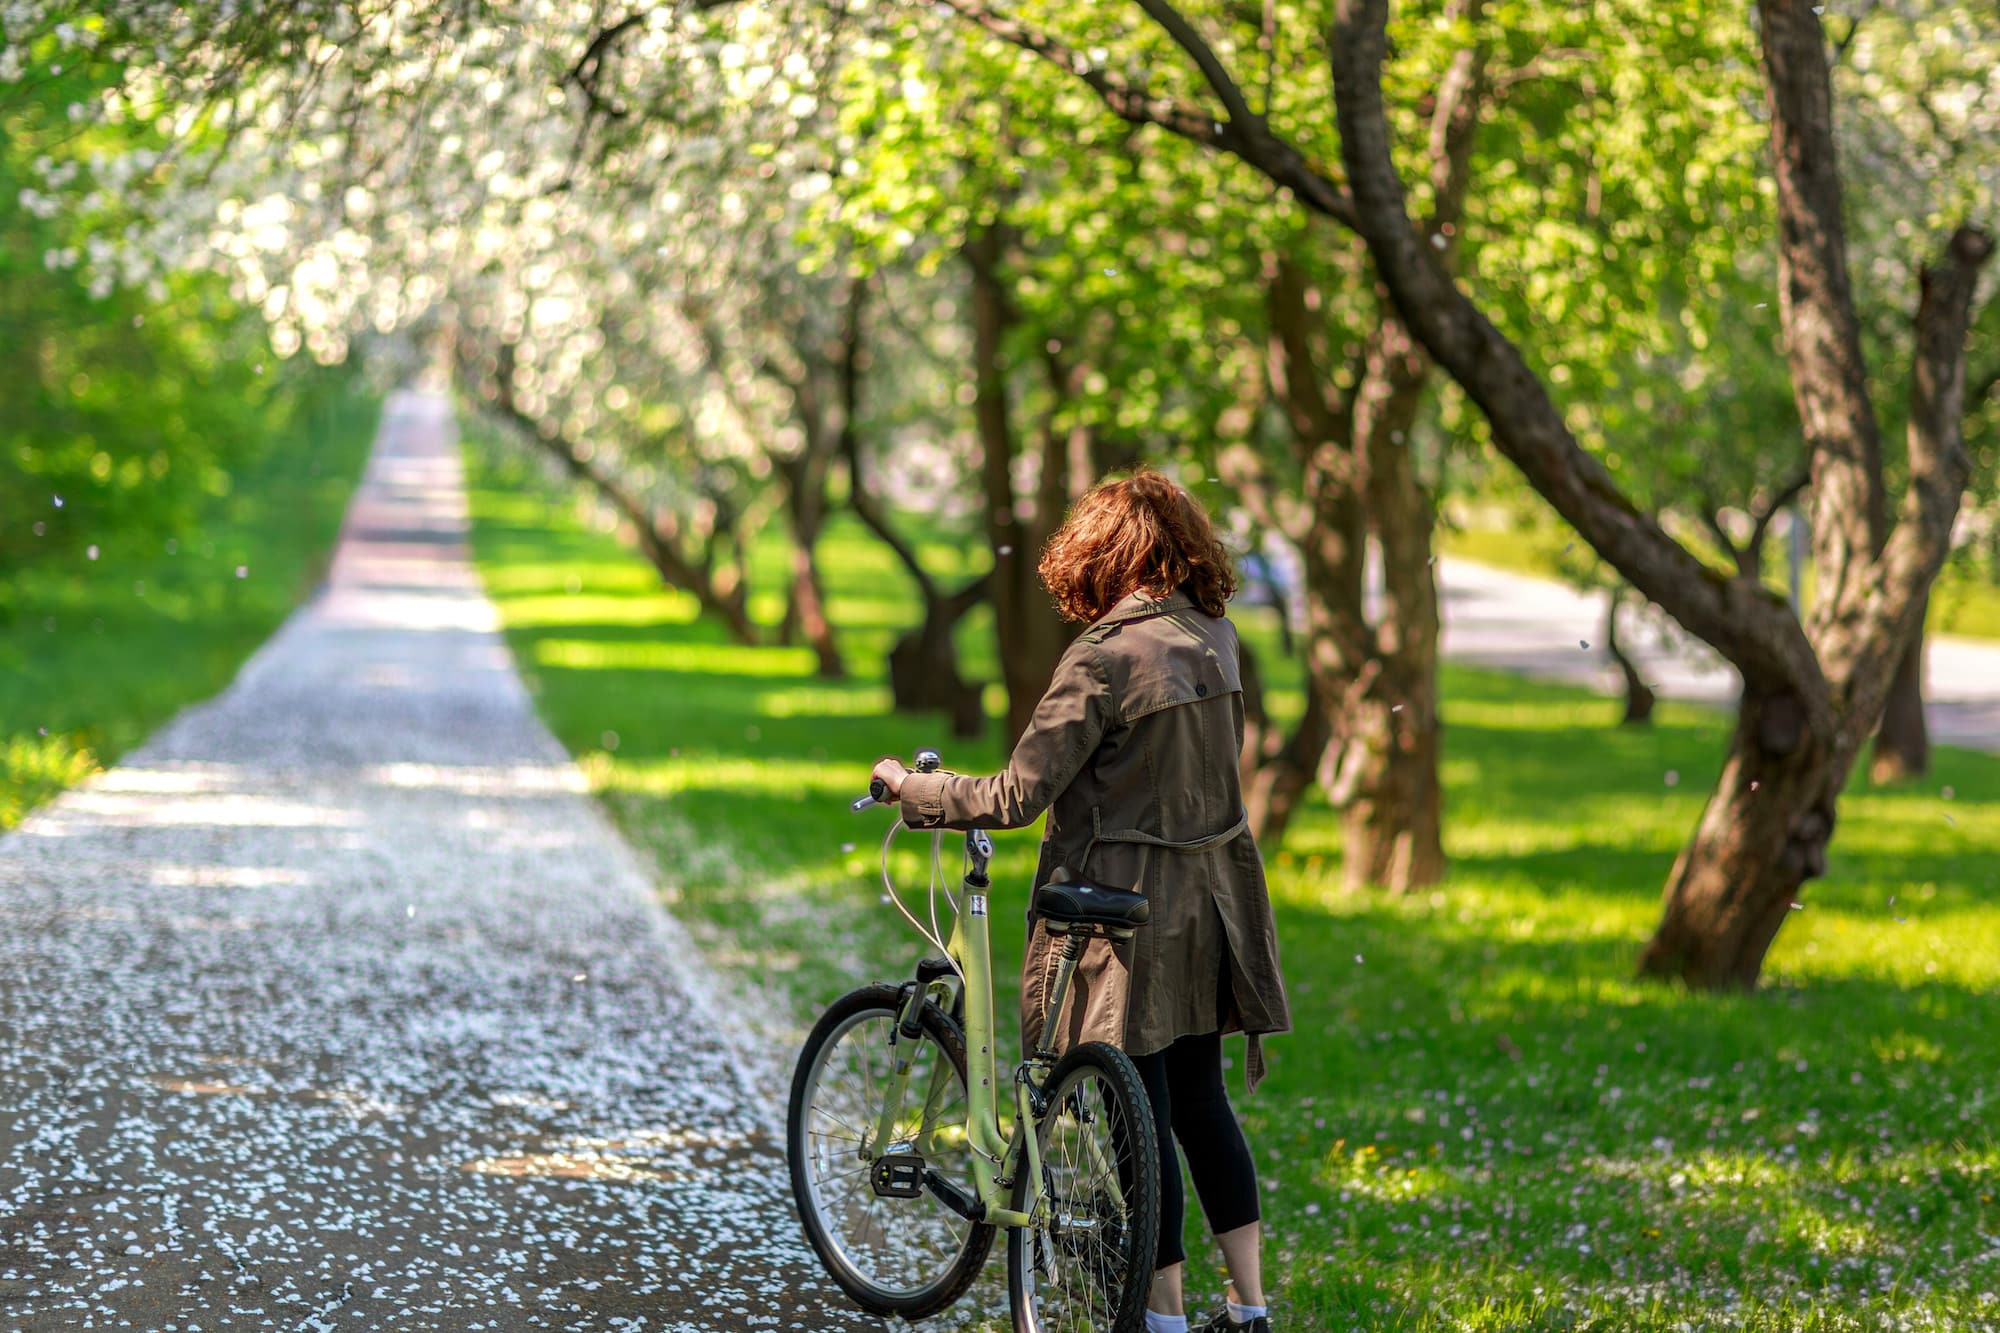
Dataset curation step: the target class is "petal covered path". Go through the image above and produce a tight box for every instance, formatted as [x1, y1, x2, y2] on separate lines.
[0, 393, 884, 1331]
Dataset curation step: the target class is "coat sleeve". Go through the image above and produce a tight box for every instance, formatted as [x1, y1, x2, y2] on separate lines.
[900, 638, 1110, 831]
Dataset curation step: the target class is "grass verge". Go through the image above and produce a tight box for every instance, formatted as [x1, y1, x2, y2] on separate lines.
[0, 383, 378, 826]
[466, 427, 1999, 1333]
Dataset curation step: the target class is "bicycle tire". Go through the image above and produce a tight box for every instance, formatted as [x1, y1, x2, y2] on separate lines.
[787, 982, 996, 1318]
[1006, 1041, 1161, 1333]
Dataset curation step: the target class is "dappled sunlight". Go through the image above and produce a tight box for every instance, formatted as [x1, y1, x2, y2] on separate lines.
[153, 1077, 263, 1096]
[460, 1125, 765, 1184]
[755, 684, 894, 718]
[1315, 1143, 1460, 1205]
[87, 762, 240, 795]
[319, 587, 503, 634]
[817, 594, 969, 633]
[1766, 905, 1997, 988]
[1865, 1031, 1949, 1066]
[362, 760, 587, 797]
[149, 863, 308, 889]
[534, 637, 824, 676]
[1, 734, 101, 830]
[31, 782, 361, 834]
[600, 755, 855, 801]
[459, 1152, 683, 1184]
[299, 1087, 407, 1119]
[1445, 695, 1634, 733]
[502, 590, 702, 629]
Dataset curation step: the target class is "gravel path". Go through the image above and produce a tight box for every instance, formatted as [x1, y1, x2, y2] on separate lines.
[0, 392, 886, 1331]
[1438, 557, 2000, 753]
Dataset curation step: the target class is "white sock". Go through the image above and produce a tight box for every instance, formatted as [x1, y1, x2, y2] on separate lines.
[1144, 1311, 1188, 1333]
[1228, 1300, 1269, 1324]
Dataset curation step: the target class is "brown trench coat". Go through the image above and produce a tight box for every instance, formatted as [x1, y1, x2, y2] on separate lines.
[899, 588, 1290, 1091]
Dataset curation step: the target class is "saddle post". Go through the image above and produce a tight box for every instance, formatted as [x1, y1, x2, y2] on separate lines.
[1033, 929, 1090, 1063]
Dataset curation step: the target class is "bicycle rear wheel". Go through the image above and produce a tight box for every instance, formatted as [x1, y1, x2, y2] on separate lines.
[1006, 1041, 1160, 1333]
[787, 982, 995, 1318]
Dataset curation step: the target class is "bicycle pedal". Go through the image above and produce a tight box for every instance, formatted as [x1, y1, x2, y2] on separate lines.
[870, 1152, 927, 1199]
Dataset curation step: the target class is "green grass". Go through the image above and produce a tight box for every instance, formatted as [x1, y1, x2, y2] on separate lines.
[1443, 515, 2000, 641]
[0, 384, 378, 826]
[466, 428, 2000, 1333]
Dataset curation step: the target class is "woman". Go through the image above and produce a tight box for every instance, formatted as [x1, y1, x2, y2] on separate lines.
[871, 469, 1289, 1333]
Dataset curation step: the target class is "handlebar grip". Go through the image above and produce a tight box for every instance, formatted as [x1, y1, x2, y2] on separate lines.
[849, 777, 891, 812]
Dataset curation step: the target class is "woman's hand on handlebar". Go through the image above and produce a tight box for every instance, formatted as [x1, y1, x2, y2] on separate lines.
[870, 755, 910, 800]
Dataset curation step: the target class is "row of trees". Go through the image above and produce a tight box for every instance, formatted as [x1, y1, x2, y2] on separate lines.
[7, 0, 1995, 988]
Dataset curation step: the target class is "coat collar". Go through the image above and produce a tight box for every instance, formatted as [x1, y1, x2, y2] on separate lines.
[1088, 586, 1195, 631]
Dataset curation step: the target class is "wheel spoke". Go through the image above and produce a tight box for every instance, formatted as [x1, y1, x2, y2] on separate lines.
[791, 1001, 982, 1308]
[1017, 1055, 1155, 1333]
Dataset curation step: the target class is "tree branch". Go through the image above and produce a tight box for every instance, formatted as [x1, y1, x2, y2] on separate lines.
[1746, 471, 1812, 561]
[568, 12, 645, 121]
[1488, 46, 1595, 93]
[1422, 0, 1487, 239]
[934, 0, 1358, 226]
[1133, 0, 1258, 126]
[1758, 0, 1889, 625]
[1697, 501, 1747, 575]
[1326, 0, 1825, 704]
[1840, 225, 1994, 712]
[934, 0, 1229, 141]
[1832, 2, 1877, 67]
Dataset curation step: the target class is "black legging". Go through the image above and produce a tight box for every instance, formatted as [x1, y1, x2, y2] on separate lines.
[1129, 1029, 1262, 1269]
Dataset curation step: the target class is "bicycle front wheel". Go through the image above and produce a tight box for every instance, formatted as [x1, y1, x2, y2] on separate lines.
[787, 982, 995, 1319]
[1007, 1041, 1161, 1333]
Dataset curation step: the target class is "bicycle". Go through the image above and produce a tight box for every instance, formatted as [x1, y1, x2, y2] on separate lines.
[786, 749, 1163, 1332]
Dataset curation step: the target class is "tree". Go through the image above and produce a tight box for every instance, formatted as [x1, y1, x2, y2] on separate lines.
[0, 44, 287, 581]
[910, 0, 1993, 985]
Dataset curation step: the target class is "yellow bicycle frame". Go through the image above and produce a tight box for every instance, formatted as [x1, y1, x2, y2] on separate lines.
[864, 883, 1043, 1229]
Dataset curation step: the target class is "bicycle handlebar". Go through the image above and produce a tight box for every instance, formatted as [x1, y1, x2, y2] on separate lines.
[848, 748, 942, 812]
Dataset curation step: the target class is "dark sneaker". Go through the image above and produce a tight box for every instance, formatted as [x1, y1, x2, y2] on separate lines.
[1199, 1312, 1271, 1333]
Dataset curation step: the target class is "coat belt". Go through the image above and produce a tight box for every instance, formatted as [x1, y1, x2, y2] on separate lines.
[1086, 807, 1249, 859]
[1081, 806, 1270, 1093]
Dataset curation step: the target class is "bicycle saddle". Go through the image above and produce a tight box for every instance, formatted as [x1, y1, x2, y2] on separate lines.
[1034, 882, 1151, 930]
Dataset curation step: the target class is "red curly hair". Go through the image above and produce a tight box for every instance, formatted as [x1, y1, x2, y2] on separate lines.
[1038, 468, 1238, 622]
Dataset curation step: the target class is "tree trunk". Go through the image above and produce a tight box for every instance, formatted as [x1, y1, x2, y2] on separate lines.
[786, 540, 844, 678]
[1869, 598, 1929, 782]
[967, 227, 1072, 744]
[1638, 683, 1844, 986]
[778, 447, 845, 679]
[887, 575, 990, 739]
[1245, 256, 1448, 887]
[1604, 588, 1656, 726]
[1333, 679, 1445, 894]
[1351, 314, 1447, 891]
[1240, 639, 1334, 847]
[844, 396, 990, 734]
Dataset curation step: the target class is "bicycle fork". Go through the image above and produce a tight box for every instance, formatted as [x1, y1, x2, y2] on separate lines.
[867, 964, 960, 1159]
